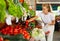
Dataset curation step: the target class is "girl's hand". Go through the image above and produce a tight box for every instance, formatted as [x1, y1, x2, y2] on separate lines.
[26, 16, 38, 23]
[45, 31, 50, 35]
[48, 23, 53, 25]
[48, 20, 55, 25]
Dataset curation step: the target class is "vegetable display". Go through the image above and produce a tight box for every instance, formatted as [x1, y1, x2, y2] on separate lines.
[0, 0, 37, 41]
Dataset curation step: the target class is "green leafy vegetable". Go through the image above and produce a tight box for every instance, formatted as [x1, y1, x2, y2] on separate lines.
[0, 0, 6, 23]
[7, 0, 23, 18]
[29, 10, 35, 17]
[7, 0, 18, 17]
[22, 2, 29, 12]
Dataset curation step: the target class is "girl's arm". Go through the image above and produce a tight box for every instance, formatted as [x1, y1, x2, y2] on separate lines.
[48, 20, 55, 25]
[26, 16, 38, 22]
[48, 13, 55, 25]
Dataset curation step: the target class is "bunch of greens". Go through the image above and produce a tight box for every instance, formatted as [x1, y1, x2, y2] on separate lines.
[7, 0, 23, 18]
[29, 10, 35, 17]
[0, 0, 6, 23]
[22, 2, 29, 13]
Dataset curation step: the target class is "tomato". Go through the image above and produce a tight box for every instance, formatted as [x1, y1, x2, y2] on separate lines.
[26, 20, 29, 26]
[8, 28, 13, 35]
[22, 32, 25, 35]
[5, 27, 10, 31]
[19, 0, 24, 3]
[15, 25, 20, 29]
[1, 29, 7, 35]
[23, 30, 30, 40]
[18, 28, 22, 34]
[18, 27, 21, 30]
[13, 28, 18, 35]
[0, 37, 3, 41]
[24, 34, 30, 40]
[5, 27, 10, 34]
[26, 35, 30, 40]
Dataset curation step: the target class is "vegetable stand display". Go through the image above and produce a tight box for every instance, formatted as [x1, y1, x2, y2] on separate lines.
[0, 0, 44, 41]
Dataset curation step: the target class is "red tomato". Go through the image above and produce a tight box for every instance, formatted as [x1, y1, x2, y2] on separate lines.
[1, 29, 7, 35]
[18, 27, 21, 30]
[16, 25, 21, 30]
[23, 30, 30, 40]
[5, 27, 10, 30]
[22, 32, 25, 35]
[8, 28, 13, 35]
[26, 35, 30, 40]
[24, 34, 30, 40]
[0, 37, 3, 41]
[15, 25, 19, 29]
[19, 0, 24, 3]
[26, 21, 29, 26]
[5, 27, 10, 34]
[22, 30, 27, 34]
[18, 29, 22, 34]
[24, 31, 27, 33]
[24, 31, 27, 34]
[24, 33, 27, 37]
[13, 28, 18, 35]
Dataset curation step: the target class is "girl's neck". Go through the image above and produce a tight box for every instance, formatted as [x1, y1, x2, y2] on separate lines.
[44, 12, 49, 15]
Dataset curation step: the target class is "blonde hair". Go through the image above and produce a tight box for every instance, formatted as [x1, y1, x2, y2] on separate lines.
[42, 4, 52, 12]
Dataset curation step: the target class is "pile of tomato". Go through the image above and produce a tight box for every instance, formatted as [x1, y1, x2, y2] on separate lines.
[0, 25, 30, 40]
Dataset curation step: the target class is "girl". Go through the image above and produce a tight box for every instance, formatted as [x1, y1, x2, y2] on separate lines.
[31, 21, 46, 41]
[27, 4, 55, 41]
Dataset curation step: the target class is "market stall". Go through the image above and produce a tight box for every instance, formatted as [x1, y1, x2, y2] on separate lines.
[0, 0, 46, 41]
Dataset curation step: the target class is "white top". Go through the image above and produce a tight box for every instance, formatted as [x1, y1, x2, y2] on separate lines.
[37, 12, 55, 24]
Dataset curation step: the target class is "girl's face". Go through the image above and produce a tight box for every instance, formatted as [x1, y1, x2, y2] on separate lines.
[42, 6, 49, 14]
